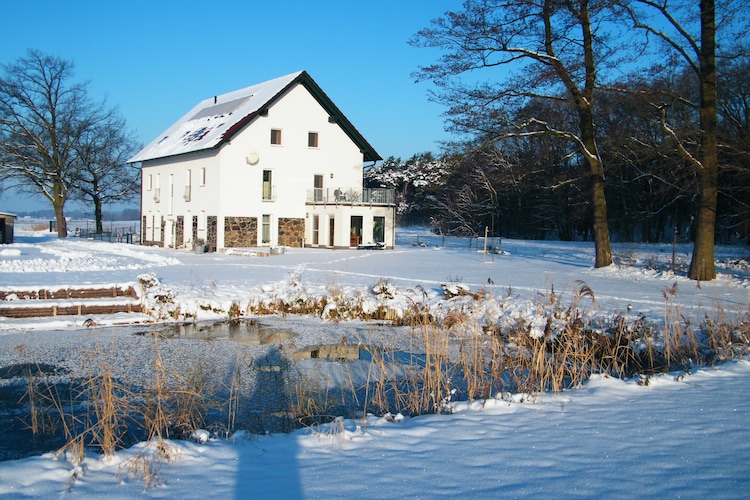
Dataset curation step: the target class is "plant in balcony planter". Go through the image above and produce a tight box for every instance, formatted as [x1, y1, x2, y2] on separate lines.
[193, 238, 207, 253]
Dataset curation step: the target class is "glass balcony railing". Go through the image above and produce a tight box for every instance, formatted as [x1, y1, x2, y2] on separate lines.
[306, 187, 395, 206]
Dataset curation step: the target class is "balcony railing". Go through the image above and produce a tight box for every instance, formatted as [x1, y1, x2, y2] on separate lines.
[262, 185, 277, 202]
[306, 187, 395, 206]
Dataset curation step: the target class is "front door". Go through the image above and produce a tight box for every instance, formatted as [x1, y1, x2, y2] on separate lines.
[350, 216, 362, 247]
[329, 217, 335, 247]
[373, 216, 385, 244]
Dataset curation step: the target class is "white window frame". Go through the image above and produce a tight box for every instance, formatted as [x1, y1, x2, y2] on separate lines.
[271, 128, 282, 146]
[308, 131, 319, 148]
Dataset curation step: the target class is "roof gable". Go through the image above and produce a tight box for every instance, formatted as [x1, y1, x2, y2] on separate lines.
[128, 71, 381, 163]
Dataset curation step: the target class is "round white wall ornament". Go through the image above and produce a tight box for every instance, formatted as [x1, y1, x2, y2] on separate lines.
[245, 150, 260, 165]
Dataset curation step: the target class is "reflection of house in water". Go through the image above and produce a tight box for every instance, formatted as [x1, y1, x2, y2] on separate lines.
[0, 212, 16, 244]
[129, 71, 395, 252]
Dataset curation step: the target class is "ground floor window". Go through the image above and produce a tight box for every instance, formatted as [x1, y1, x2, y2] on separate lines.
[312, 215, 319, 245]
[262, 214, 271, 244]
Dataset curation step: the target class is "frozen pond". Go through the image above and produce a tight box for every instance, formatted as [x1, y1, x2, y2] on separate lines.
[0, 317, 417, 461]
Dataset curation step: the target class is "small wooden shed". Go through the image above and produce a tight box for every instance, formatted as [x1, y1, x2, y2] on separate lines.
[0, 212, 17, 244]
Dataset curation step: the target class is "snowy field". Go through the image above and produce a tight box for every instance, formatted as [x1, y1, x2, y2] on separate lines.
[0, 222, 748, 498]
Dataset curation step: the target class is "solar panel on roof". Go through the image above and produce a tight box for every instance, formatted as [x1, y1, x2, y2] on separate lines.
[189, 95, 251, 121]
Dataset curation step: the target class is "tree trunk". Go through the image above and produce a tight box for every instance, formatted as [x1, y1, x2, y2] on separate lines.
[590, 167, 612, 267]
[94, 197, 103, 234]
[570, 0, 612, 267]
[688, 0, 718, 281]
[52, 180, 67, 238]
[580, 108, 612, 268]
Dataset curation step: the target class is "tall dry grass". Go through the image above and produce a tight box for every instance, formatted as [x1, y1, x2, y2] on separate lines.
[13, 278, 750, 489]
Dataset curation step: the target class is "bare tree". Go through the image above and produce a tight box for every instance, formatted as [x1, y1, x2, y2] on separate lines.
[73, 111, 140, 233]
[411, 0, 614, 267]
[0, 50, 122, 237]
[618, 0, 749, 279]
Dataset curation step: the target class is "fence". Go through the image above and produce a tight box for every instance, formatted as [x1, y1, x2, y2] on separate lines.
[49, 220, 141, 244]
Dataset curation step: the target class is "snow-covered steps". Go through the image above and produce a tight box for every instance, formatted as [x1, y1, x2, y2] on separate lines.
[0, 284, 142, 319]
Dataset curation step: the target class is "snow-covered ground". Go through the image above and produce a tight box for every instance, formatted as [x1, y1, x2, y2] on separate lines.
[0, 222, 748, 498]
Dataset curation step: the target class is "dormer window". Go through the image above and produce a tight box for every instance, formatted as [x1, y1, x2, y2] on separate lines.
[308, 132, 319, 148]
[271, 129, 282, 145]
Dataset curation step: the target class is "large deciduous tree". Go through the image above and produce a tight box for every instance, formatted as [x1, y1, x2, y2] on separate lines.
[619, 0, 748, 280]
[411, 0, 614, 268]
[73, 111, 140, 233]
[0, 50, 137, 237]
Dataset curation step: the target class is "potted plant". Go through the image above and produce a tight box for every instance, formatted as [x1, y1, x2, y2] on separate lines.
[193, 238, 207, 253]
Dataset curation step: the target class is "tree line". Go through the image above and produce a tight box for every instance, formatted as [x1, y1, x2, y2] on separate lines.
[367, 0, 747, 281]
[0, 50, 140, 236]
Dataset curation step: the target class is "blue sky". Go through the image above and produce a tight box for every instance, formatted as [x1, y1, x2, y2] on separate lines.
[1, 0, 457, 212]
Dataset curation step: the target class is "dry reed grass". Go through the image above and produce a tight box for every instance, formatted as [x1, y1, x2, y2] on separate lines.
[13, 279, 749, 489]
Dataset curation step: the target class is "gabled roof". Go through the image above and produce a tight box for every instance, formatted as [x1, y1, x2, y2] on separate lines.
[128, 71, 381, 163]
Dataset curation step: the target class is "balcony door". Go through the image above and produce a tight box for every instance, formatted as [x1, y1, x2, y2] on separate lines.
[313, 174, 323, 202]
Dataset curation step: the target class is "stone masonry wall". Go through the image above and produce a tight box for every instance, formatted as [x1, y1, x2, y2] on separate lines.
[224, 216, 257, 248]
[175, 216, 184, 248]
[207, 216, 217, 252]
[278, 217, 305, 247]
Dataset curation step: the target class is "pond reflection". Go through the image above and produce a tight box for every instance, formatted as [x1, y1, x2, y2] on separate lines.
[142, 319, 298, 345]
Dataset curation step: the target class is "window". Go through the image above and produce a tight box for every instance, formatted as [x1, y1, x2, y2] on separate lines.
[261, 215, 271, 244]
[271, 129, 282, 145]
[200, 167, 206, 186]
[313, 174, 323, 202]
[308, 132, 319, 148]
[153, 173, 161, 203]
[168, 174, 174, 213]
[312, 215, 319, 245]
[147, 174, 153, 191]
[262, 170, 273, 201]
[184, 169, 192, 202]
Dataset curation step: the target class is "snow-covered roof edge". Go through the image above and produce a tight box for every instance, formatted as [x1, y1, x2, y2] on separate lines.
[128, 71, 381, 164]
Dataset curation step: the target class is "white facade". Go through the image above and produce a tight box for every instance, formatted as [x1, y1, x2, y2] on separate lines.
[131, 71, 394, 251]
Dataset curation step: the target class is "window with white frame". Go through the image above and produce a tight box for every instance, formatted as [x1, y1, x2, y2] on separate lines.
[184, 169, 192, 202]
[261, 214, 271, 244]
[153, 174, 161, 203]
[271, 129, 282, 145]
[308, 131, 319, 148]
[262, 170, 273, 201]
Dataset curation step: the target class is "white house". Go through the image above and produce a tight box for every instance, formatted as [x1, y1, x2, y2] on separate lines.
[128, 71, 395, 251]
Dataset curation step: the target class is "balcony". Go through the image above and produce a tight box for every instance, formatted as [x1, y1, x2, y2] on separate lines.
[306, 187, 395, 206]
[262, 185, 277, 202]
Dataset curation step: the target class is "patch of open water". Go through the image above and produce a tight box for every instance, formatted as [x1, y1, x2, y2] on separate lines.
[0, 318, 421, 461]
